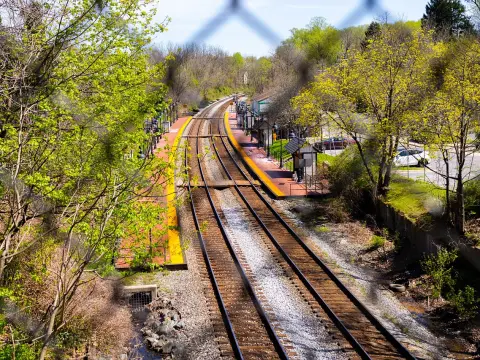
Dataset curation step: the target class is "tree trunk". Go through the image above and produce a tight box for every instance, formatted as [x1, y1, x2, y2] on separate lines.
[39, 287, 60, 360]
[443, 150, 451, 223]
[0, 234, 12, 283]
[456, 173, 465, 234]
[382, 136, 398, 192]
[376, 162, 386, 196]
[383, 164, 392, 189]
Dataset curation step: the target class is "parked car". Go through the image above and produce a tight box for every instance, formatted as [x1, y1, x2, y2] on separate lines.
[321, 136, 355, 150]
[393, 149, 430, 167]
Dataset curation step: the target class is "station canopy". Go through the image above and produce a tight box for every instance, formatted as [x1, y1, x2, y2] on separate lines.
[285, 137, 306, 155]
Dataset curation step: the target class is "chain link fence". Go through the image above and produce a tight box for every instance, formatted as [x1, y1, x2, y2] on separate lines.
[189, 0, 389, 46]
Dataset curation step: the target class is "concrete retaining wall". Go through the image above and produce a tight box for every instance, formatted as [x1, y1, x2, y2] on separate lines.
[377, 201, 480, 272]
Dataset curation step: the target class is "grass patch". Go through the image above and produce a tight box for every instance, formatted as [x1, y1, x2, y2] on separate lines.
[269, 140, 335, 169]
[121, 271, 161, 286]
[385, 176, 444, 222]
[315, 225, 330, 233]
[369, 235, 386, 249]
[269, 140, 292, 162]
[394, 165, 423, 171]
[317, 153, 335, 163]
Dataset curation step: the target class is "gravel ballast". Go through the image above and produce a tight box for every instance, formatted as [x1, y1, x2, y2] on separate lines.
[150, 128, 222, 360]
[273, 199, 451, 359]
[215, 189, 347, 360]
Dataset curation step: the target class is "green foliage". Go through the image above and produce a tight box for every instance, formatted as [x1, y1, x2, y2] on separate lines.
[269, 140, 292, 162]
[402, 20, 422, 31]
[328, 146, 374, 210]
[422, 249, 479, 318]
[288, 17, 341, 65]
[369, 235, 386, 250]
[0, 315, 38, 360]
[293, 26, 435, 199]
[464, 180, 480, 217]
[315, 225, 330, 233]
[0, 0, 170, 356]
[422, 0, 474, 36]
[317, 153, 335, 163]
[385, 177, 445, 223]
[421, 248, 458, 299]
[232, 52, 245, 68]
[205, 86, 233, 102]
[448, 285, 479, 319]
[361, 21, 381, 50]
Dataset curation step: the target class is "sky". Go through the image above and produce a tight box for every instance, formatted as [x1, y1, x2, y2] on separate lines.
[153, 0, 429, 57]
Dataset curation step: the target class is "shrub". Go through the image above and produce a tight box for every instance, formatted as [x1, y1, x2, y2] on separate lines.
[421, 248, 457, 299]
[328, 146, 375, 215]
[421, 248, 479, 318]
[464, 180, 480, 218]
[325, 197, 350, 223]
[448, 286, 479, 320]
[369, 235, 386, 250]
[5, 244, 133, 358]
[0, 314, 38, 360]
[315, 225, 330, 233]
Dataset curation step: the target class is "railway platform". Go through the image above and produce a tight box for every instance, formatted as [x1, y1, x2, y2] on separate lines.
[115, 116, 192, 270]
[225, 112, 327, 199]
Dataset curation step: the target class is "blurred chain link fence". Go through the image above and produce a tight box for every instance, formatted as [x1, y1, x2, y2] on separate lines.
[183, 0, 392, 97]
[190, 0, 389, 48]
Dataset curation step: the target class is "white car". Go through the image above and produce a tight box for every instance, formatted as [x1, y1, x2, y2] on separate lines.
[393, 149, 430, 167]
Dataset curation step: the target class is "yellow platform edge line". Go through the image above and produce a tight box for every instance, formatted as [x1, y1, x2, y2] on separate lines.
[167, 116, 193, 265]
[224, 112, 285, 198]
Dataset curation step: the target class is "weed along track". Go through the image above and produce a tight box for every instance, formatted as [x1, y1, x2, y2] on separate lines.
[184, 98, 417, 360]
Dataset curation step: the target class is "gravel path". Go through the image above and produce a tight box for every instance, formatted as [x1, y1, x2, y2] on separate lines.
[273, 199, 451, 359]
[148, 129, 222, 360]
[215, 189, 347, 360]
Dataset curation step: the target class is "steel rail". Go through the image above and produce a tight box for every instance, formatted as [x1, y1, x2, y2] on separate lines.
[216, 111, 416, 359]
[184, 114, 244, 360]
[186, 104, 289, 360]
[210, 122, 372, 359]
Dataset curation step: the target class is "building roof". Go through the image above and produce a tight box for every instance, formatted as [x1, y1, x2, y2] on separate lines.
[285, 137, 306, 154]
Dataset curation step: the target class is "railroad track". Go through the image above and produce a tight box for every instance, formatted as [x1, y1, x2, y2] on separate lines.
[184, 98, 417, 359]
[185, 104, 294, 359]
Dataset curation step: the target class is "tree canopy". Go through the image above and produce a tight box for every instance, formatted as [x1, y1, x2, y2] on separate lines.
[422, 0, 474, 36]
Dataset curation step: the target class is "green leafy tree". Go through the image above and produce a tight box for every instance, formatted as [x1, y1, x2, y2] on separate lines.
[0, 0, 169, 357]
[361, 21, 381, 50]
[422, 0, 474, 37]
[293, 26, 435, 198]
[288, 17, 341, 67]
[418, 38, 480, 233]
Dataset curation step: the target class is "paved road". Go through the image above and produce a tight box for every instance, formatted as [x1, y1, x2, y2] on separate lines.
[325, 148, 480, 188]
[396, 151, 480, 188]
